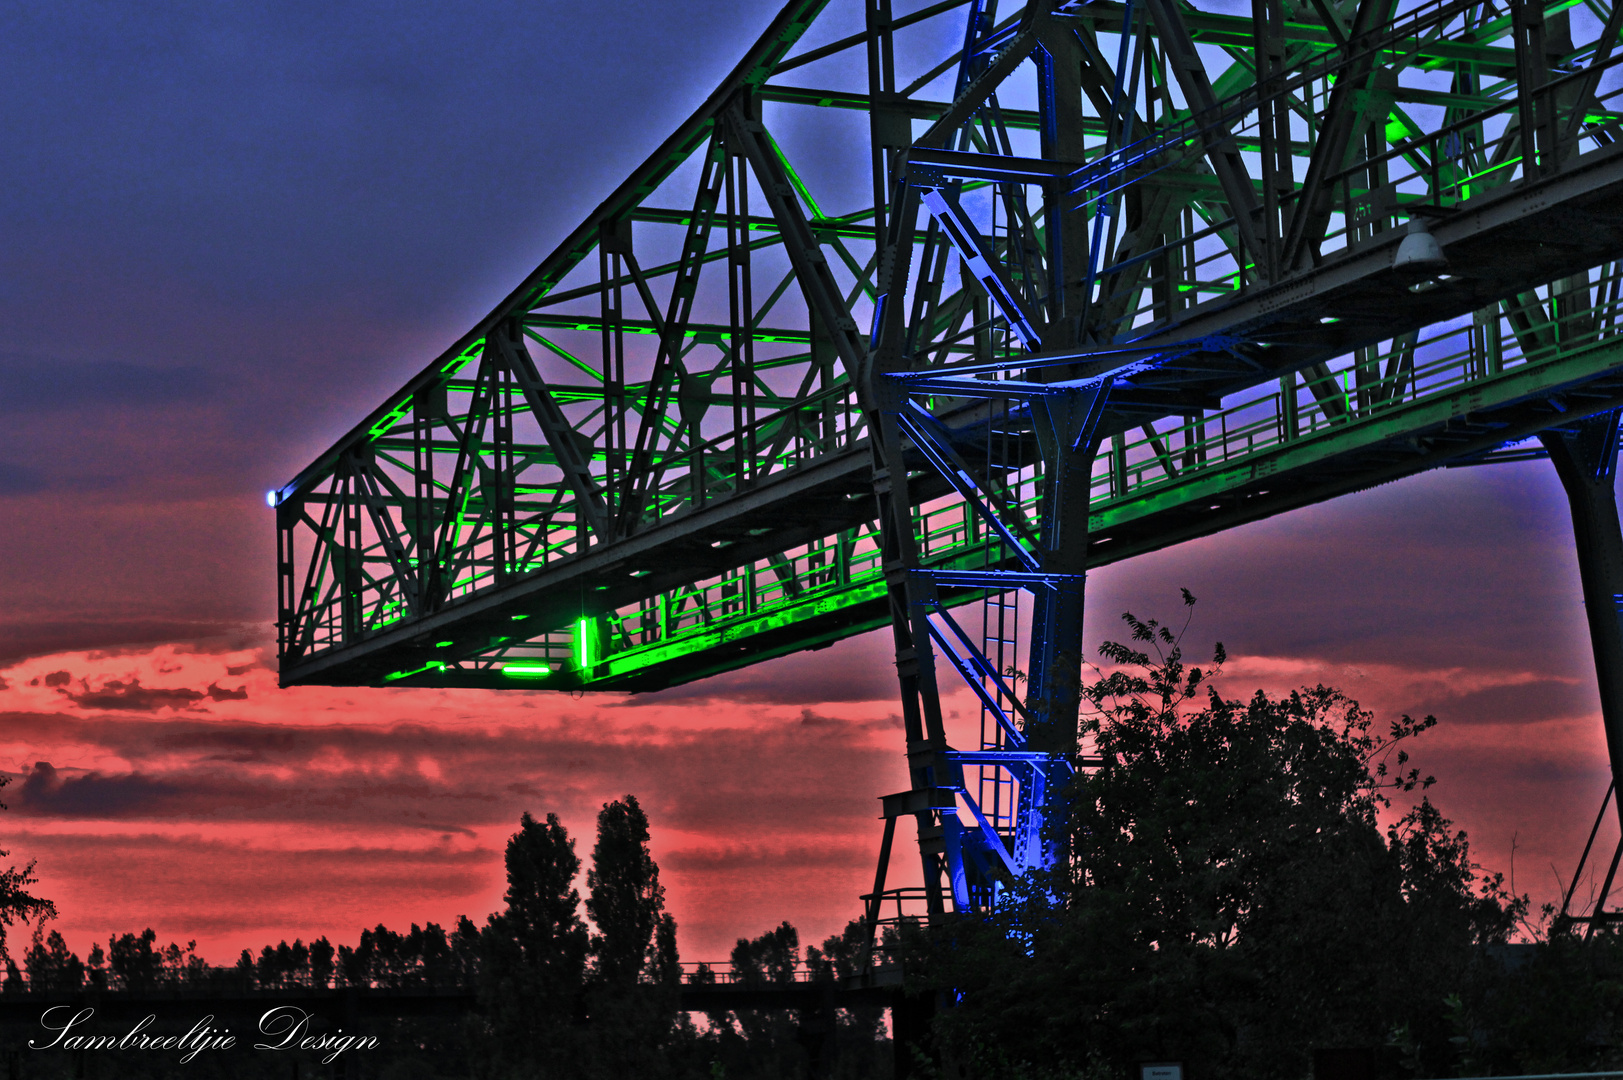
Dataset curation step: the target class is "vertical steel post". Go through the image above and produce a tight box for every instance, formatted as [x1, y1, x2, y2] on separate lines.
[1026, 390, 1107, 760]
[1543, 408, 1623, 835]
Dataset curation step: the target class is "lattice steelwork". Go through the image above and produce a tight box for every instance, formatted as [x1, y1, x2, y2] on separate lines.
[277, 0, 1623, 922]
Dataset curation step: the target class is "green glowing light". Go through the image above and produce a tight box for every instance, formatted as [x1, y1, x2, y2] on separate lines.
[435, 641, 453, 648]
[383, 661, 446, 683]
[765, 129, 826, 220]
[575, 618, 595, 671]
[512, 614, 530, 621]
[368, 396, 413, 441]
[527, 331, 606, 381]
[502, 663, 552, 677]
[442, 344, 480, 374]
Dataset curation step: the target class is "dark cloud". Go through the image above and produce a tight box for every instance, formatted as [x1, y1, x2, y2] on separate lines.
[414, 823, 478, 839]
[62, 678, 206, 712]
[42, 671, 69, 687]
[205, 682, 248, 701]
[0, 620, 256, 666]
[18, 761, 57, 800]
[1413, 679, 1599, 726]
[0, 707, 902, 838]
[17, 760, 182, 816]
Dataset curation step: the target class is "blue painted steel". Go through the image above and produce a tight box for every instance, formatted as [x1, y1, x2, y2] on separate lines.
[918, 187, 1046, 350]
[924, 617, 1028, 749]
[884, 334, 1230, 383]
[893, 403, 1041, 571]
[862, 2, 1126, 911]
[923, 568, 1079, 590]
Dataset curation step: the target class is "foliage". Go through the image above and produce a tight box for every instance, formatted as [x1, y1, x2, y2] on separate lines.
[1447, 931, 1623, 1072]
[809, 918, 894, 1074]
[106, 928, 210, 990]
[922, 597, 1525, 1080]
[691, 919, 894, 1080]
[732, 920, 801, 986]
[0, 802, 899, 1079]
[0, 775, 54, 956]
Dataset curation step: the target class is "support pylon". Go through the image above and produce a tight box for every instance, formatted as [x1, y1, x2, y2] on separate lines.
[1543, 408, 1623, 838]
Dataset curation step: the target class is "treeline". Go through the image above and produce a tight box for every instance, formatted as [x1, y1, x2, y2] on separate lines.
[8, 919, 487, 992]
[4, 795, 890, 1080]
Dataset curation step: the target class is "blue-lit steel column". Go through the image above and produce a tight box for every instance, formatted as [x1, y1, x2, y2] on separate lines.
[858, 1, 1111, 920]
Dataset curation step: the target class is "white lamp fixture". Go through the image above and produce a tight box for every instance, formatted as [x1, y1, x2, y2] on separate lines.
[1392, 216, 1448, 288]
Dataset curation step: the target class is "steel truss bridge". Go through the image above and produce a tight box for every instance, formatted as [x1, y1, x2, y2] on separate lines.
[276, 0, 1623, 928]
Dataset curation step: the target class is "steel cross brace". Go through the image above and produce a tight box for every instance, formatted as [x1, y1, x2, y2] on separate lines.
[917, 185, 1047, 350]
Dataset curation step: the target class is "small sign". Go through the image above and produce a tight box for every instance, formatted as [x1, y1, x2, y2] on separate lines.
[1141, 1064, 1184, 1080]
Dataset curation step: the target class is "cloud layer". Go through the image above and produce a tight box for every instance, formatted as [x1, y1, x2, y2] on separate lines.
[0, 637, 913, 961]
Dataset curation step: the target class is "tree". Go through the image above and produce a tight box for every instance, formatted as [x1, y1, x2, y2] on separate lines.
[24, 928, 82, 990]
[84, 943, 106, 990]
[723, 922, 806, 1077]
[309, 935, 336, 988]
[730, 920, 799, 986]
[481, 811, 590, 1079]
[105, 929, 206, 989]
[582, 796, 681, 1078]
[808, 919, 892, 1074]
[1449, 930, 1623, 1071]
[587, 794, 666, 986]
[108, 928, 162, 991]
[925, 600, 1523, 1080]
[653, 912, 681, 990]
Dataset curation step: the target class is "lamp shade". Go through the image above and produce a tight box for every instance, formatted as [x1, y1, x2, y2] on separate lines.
[1392, 217, 1447, 281]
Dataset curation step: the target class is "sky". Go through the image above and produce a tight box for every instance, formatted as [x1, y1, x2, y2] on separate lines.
[0, 0, 1618, 968]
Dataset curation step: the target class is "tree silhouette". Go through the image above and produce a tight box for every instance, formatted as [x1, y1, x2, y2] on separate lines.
[923, 601, 1525, 1079]
[586, 794, 665, 986]
[481, 811, 589, 1078]
[23, 928, 82, 990]
[108, 928, 162, 991]
[581, 795, 681, 1078]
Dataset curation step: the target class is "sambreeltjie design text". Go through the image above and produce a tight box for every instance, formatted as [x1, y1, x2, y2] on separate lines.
[27, 1005, 379, 1064]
